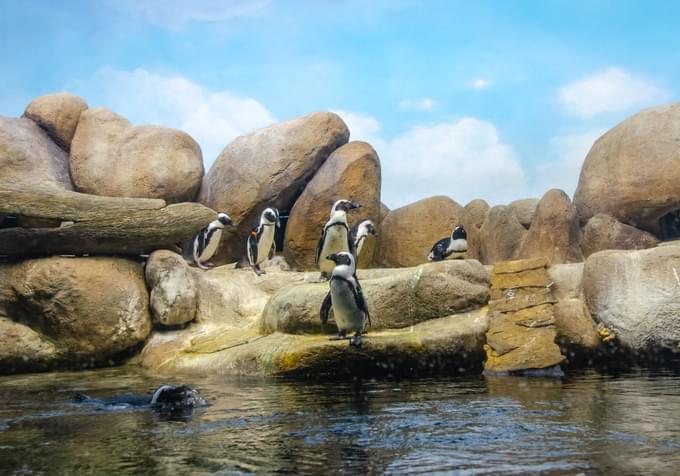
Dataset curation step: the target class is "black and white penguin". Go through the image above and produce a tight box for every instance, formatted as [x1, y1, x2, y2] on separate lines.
[316, 199, 361, 279]
[349, 219, 376, 261]
[247, 207, 280, 276]
[150, 384, 203, 411]
[320, 251, 371, 347]
[192, 212, 233, 269]
[427, 224, 468, 261]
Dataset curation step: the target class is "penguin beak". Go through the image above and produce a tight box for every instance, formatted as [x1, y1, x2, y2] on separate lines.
[326, 254, 338, 263]
[368, 224, 376, 235]
[276, 217, 281, 228]
[350, 201, 361, 210]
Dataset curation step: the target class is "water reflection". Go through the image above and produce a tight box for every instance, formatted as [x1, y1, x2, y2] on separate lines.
[1, 368, 679, 474]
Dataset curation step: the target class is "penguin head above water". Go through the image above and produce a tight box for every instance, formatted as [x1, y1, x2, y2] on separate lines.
[149, 384, 204, 411]
[217, 212, 234, 227]
[261, 207, 281, 227]
[451, 224, 467, 240]
[331, 199, 361, 216]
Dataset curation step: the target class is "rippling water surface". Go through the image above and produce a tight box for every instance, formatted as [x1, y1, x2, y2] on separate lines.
[1, 367, 680, 474]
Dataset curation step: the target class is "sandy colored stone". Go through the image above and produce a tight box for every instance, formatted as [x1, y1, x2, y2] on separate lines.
[284, 141, 381, 270]
[494, 257, 548, 274]
[547, 262, 584, 300]
[490, 268, 552, 289]
[377, 196, 480, 267]
[489, 287, 556, 312]
[581, 213, 658, 258]
[517, 189, 583, 264]
[70, 107, 204, 202]
[379, 202, 390, 224]
[0, 317, 58, 374]
[553, 299, 600, 351]
[479, 205, 526, 264]
[573, 102, 680, 234]
[23, 92, 88, 150]
[0, 116, 72, 190]
[508, 198, 539, 229]
[146, 250, 197, 326]
[199, 112, 349, 264]
[465, 199, 490, 230]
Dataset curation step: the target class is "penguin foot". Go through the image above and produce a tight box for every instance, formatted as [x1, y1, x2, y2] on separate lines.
[195, 261, 210, 270]
[349, 334, 362, 347]
[252, 265, 265, 276]
[329, 331, 347, 341]
[318, 273, 329, 282]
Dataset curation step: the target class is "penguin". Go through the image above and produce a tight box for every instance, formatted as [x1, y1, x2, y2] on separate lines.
[427, 224, 467, 261]
[320, 251, 370, 347]
[247, 207, 280, 276]
[192, 212, 233, 270]
[316, 199, 361, 279]
[349, 219, 376, 261]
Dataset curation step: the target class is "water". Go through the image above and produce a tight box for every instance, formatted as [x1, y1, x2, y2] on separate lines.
[1, 367, 680, 475]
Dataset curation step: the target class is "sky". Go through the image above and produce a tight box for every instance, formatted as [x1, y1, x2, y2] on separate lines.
[1, 0, 679, 209]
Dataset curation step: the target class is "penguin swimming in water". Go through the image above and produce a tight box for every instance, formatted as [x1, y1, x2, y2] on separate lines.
[320, 251, 370, 347]
[247, 207, 280, 276]
[316, 199, 361, 279]
[427, 224, 467, 261]
[74, 384, 205, 413]
[192, 212, 233, 269]
[349, 219, 376, 262]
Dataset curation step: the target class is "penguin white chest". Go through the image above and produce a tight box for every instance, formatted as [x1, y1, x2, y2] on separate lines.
[256, 225, 276, 265]
[330, 279, 365, 332]
[320, 225, 349, 273]
[198, 228, 223, 261]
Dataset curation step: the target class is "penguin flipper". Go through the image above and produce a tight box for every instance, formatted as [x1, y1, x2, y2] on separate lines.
[315, 227, 327, 265]
[268, 240, 276, 260]
[353, 275, 371, 327]
[320, 291, 332, 325]
[349, 223, 359, 254]
[247, 229, 259, 265]
[429, 237, 450, 261]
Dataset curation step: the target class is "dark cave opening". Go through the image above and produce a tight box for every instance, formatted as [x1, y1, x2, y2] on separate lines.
[659, 210, 680, 241]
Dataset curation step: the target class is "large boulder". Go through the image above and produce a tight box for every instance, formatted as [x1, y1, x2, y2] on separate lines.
[508, 198, 538, 229]
[145, 250, 197, 326]
[0, 257, 151, 373]
[0, 116, 72, 190]
[581, 213, 658, 258]
[199, 112, 349, 263]
[517, 189, 583, 264]
[284, 141, 381, 270]
[465, 199, 490, 230]
[70, 108, 204, 203]
[23, 92, 88, 151]
[583, 244, 680, 352]
[377, 196, 480, 267]
[0, 317, 58, 373]
[260, 260, 490, 334]
[479, 205, 526, 264]
[573, 103, 680, 234]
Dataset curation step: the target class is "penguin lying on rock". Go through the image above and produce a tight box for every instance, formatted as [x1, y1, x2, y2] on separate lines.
[246, 207, 280, 276]
[427, 224, 467, 261]
[320, 251, 371, 347]
[74, 384, 205, 413]
[316, 199, 361, 280]
[192, 212, 234, 269]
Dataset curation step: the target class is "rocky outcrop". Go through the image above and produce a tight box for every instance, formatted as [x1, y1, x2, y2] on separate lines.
[479, 205, 526, 264]
[581, 213, 658, 258]
[146, 250, 197, 326]
[23, 92, 88, 151]
[199, 112, 349, 264]
[0, 257, 151, 374]
[508, 198, 538, 229]
[0, 116, 72, 190]
[377, 196, 480, 267]
[284, 141, 381, 270]
[573, 103, 680, 234]
[70, 107, 204, 203]
[0, 317, 58, 373]
[484, 258, 565, 373]
[583, 243, 680, 352]
[517, 189, 583, 264]
[260, 260, 490, 334]
[465, 199, 490, 230]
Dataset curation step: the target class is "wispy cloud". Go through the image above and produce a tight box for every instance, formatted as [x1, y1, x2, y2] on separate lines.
[467, 78, 493, 90]
[68, 68, 276, 166]
[558, 67, 667, 118]
[398, 98, 436, 111]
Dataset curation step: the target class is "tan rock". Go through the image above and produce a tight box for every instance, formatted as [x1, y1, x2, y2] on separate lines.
[517, 189, 583, 264]
[489, 287, 556, 313]
[377, 196, 480, 267]
[284, 141, 381, 270]
[70, 107, 204, 203]
[581, 213, 658, 258]
[379, 202, 390, 224]
[508, 198, 539, 229]
[23, 92, 88, 150]
[0, 317, 58, 374]
[494, 257, 548, 274]
[199, 112, 349, 264]
[553, 299, 600, 351]
[547, 262, 584, 300]
[465, 199, 490, 230]
[146, 250, 197, 326]
[490, 268, 552, 289]
[0, 116, 72, 190]
[479, 205, 526, 264]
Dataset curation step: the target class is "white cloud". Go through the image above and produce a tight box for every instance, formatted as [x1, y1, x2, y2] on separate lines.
[398, 98, 436, 111]
[558, 67, 666, 118]
[69, 68, 276, 167]
[116, 0, 271, 29]
[467, 78, 493, 90]
[333, 110, 383, 146]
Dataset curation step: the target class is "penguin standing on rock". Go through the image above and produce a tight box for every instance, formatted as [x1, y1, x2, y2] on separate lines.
[192, 212, 233, 270]
[320, 251, 370, 347]
[316, 199, 361, 279]
[427, 224, 467, 261]
[247, 207, 280, 276]
[349, 219, 376, 261]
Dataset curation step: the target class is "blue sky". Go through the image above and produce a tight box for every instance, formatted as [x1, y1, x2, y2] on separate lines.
[2, 0, 678, 208]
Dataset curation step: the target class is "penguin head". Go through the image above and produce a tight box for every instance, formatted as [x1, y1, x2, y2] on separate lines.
[262, 207, 280, 227]
[332, 199, 361, 214]
[363, 220, 376, 236]
[326, 251, 354, 267]
[452, 224, 467, 240]
[217, 213, 233, 226]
